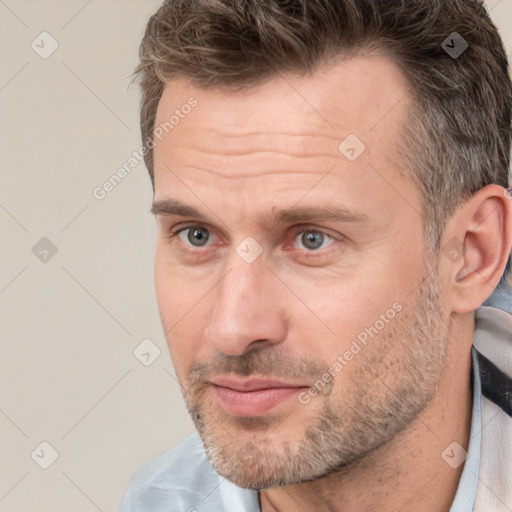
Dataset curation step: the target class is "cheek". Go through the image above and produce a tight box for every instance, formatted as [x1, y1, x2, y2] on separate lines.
[296, 277, 407, 370]
[154, 253, 213, 371]
[154, 255, 177, 326]
[292, 279, 381, 340]
[154, 249, 201, 324]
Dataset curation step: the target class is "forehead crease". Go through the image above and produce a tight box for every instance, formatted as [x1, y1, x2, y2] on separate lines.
[154, 150, 343, 181]
[163, 128, 344, 157]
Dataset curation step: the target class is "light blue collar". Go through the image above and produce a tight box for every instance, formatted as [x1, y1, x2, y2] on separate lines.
[448, 346, 482, 511]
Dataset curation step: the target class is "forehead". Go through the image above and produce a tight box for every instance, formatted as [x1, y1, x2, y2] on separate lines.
[153, 53, 413, 181]
[154, 53, 411, 153]
[151, 53, 420, 230]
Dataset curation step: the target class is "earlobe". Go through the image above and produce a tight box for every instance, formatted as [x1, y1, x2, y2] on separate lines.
[444, 184, 512, 314]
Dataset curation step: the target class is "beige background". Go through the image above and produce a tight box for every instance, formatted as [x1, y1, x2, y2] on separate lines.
[0, 1, 511, 511]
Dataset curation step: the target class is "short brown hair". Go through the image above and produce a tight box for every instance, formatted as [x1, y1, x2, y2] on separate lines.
[133, 0, 512, 257]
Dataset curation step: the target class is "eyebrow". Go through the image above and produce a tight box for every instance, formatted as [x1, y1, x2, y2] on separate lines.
[151, 198, 370, 226]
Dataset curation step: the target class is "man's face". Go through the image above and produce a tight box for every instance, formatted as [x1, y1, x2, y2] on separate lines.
[152, 54, 450, 488]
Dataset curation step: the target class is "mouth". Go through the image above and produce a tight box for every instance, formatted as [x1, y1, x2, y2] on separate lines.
[209, 376, 310, 417]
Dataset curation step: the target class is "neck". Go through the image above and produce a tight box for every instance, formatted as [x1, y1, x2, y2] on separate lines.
[260, 314, 474, 512]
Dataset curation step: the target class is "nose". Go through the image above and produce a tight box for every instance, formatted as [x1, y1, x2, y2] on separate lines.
[203, 256, 288, 356]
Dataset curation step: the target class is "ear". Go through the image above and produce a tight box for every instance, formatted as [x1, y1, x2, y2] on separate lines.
[440, 184, 512, 314]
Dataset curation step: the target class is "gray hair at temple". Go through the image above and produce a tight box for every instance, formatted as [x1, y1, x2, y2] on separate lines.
[132, 0, 512, 281]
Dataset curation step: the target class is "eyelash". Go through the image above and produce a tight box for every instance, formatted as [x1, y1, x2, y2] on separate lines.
[166, 224, 338, 256]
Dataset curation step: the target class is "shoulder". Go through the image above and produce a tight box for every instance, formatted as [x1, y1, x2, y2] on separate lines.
[474, 306, 512, 373]
[120, 432, 222, 512]
[473, 306, 512, 417]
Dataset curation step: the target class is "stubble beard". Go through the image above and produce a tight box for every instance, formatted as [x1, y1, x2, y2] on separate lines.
[180, 261, 449, 489]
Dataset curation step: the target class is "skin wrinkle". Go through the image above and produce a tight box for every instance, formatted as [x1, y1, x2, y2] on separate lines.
[173, 148, 338, 158]
[164, 165, 348, 181]
[169, 131, 345, 157]
[152, 55, 479, 511]
[158, 146, 347, 180]
[173, 128, 344, 142]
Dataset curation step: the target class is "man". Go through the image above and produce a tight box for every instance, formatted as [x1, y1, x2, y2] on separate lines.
[120, 1, 512, 510]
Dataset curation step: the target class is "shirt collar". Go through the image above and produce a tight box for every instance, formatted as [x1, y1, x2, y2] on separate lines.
[448, 346, 482, 511]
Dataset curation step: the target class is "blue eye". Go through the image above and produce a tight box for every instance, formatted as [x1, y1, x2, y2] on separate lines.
[168, 225, 337, 254]
[293, 230, 335, 251]
[173, 226, 211, 247]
